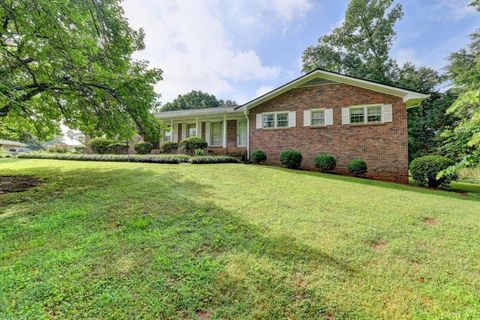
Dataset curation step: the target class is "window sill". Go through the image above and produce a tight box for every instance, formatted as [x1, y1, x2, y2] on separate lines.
[260, 127, 291, 130]
[347, 122, 385, 126]
[309, 125, 327, 128]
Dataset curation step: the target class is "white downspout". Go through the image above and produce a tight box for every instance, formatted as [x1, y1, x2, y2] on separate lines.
[245, 111, 250, 159]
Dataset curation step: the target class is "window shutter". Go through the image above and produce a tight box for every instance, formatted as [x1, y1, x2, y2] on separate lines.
[288, 111, 296, 127]
[256, 113, 262, 129]
[205, 122, 211, 145]
[303, 110, 311, 127]
[382, 104, 393, 123]
[172, 123, 178, 142]
[325, 108, 333, 126]
[181, 123, 186, 139]
[341, 107, 350, 124]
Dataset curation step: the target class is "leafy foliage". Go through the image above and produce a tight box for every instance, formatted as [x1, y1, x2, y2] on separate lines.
[0, 0, 162, 141]
[18, 153, 189, 163]
[160, 141, 179, 154]
[134, 141, 153, 155]
[179, 137, 208, 153]
[251, 150, 267, 164]
[314, 154, 336, 171]
[279, 149, 302, 169]
[410, 155, 457, 188]
[348, 159, 367, 176]
[161, 90, 237, 111]
[88, 138, 113, 154]
[107, 142, 128, 154]
[46, 145, 70, 154]
[189, 156, 241, 164]
[193, 149, 205, 156]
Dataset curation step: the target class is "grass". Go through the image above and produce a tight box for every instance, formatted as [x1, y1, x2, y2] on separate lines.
[0, 159, 479, 319]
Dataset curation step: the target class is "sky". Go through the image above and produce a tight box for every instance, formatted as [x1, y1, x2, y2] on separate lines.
[121, 0, 479, 105]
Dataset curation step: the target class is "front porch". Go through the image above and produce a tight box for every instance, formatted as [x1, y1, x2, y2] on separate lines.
[157, 107, 248, 156]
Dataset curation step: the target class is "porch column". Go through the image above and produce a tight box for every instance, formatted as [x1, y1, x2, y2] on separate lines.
[222, 115, 227, 148]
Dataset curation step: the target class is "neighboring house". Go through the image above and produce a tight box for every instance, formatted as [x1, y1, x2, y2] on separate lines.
[157, 69, 429, 183]
[0, 139, 27, 152]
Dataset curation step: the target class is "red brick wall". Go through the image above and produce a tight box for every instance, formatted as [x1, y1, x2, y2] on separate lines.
[227, 120, 237, 147]
[248, 84, 409, 183]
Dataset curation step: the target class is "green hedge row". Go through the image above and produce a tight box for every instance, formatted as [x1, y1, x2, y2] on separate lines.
[18, 153, 241, 165]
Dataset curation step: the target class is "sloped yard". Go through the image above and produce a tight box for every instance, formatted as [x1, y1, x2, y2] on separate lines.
[0, 159, 479, 319]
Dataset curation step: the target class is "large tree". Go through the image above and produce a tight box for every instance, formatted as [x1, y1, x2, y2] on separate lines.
[0, 0, 162, 141]
[439, 4, 479, 165]
[302, 0, 452, 161]
[161, 90, 237, 111]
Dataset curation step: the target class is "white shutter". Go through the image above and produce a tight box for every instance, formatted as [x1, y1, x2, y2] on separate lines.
[256, 113, 262, 129]
[325, 108, 333, 126]
[181, 123, 186, 139]
[303, 110, 311, 127]
[205, 122, 211, 145]
[382, 104, 393, 123]
[173, 123, 178, 142]
[341, 107, 350, 124]
[288, 111, 296, 127]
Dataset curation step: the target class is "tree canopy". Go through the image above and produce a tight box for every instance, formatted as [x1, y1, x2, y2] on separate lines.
[0, 0, 162, 142]
[161, 90, 237, 112]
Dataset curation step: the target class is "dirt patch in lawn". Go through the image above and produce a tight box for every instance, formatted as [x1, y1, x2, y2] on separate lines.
[423, 217, 438, 225]
[195, 310, 210, 319]
[371, 239, 388, 251]
[0, 176, 41, 194]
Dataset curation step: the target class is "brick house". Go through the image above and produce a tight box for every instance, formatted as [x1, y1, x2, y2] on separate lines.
[157, 69, 429, 183]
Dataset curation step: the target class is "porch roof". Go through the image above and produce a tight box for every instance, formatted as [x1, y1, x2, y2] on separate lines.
[156, 106, 244, 120]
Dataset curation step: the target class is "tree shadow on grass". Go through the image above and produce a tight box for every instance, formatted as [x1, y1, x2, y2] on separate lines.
[264, 165, 480, 202]
[0, 165, 358, 319]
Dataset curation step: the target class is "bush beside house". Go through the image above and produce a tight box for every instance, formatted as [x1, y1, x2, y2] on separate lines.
[179, 137, 208, 154]
[134, 141, 153, 154]
[160, 141, 178, 154]
[410, 155, 457, 188]
[251, 150, 267, 164]
[314, 154, 336, 172]
[348, 159, 367, 176]
[280, 149, 303, 169]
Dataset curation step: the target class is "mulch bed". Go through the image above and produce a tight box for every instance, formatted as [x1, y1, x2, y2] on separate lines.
[0, 176, 41, 195]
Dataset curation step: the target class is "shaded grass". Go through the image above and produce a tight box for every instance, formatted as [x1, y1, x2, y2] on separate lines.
[0, 159, 479, 319]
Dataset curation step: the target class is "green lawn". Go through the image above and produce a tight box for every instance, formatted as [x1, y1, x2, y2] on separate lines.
[1, 159, 479, 319]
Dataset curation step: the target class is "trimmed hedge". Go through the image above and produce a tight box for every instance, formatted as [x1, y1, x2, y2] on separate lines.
[251, 150, 267, 164]
[348, 159, 367, 176]
[179, 137, 208, 153]
[314, 154, 336, 172]
[18, 153, 190, 164]
[410, 155, 457, 188]
[189, 156, 241, 164]
[88, 138, 113, 154]
[134, 141, 153, 155]
[160, 141, 179, 154]
[279, 149, 303, 169]
[107, 142, 128, 154]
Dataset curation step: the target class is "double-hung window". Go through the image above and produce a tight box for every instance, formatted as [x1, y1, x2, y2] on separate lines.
[350, 105, 382, 124]
[187, 123, 196, 137]
[210, 122, 223, 146]
[311, 110, 325, 126]
[262, 112, 289, 129]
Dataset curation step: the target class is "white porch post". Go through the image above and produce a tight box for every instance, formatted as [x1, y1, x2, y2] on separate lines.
[222, 115, 227, 148]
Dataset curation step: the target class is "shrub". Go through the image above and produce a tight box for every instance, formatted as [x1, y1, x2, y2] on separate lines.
[194, 149, 205, 156]
[251, 150, 267, 164]
[46, 145, 70, 153]
[18, 153, 184, 164]
[134, 141, 153, 155]
[0, 147, 12, 158]
[160, 141, 178, 154]
[88, 138, 113, 154]
[314, 154, 336, 172]
[73, 145, 86, 154]
[279, 149, 302, 169]
[179, 137, 208, 154]
[189, 156, 241, 164]
[107, 142, 129, 154]
[348, 159, 367, 176]
[410, 155, 457, 188]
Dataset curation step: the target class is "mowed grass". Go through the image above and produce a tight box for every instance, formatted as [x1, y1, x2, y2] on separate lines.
[0, 159, 479, 319]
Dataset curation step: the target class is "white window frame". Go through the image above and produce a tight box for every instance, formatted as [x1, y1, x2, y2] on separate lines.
[210, 121, 223, 146]
[237, 120, 247, 147]
[186, 123, 197, 137]
[262, 111, 289, 129]
[310, 108, 326, 127]
[349, 104, 383, 124]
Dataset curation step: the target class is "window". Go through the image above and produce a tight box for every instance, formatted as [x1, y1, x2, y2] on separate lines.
[311, 110, 325, 126]
[262, 112, 289, 129]
[237, 120, 247, 147]
[262, 114, 275, 128]
[187, 123, 196, 137]
[350, 105, 382, 124]
[210, 122, 223, 146]
[161, 129, 172, 142]
[350, 107, 365, 124]
[276, 113, 289, 128]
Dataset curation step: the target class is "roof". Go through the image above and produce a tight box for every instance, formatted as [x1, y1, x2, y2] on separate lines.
[0, 140, 27, 147]
[157, 106, 242, 119]
[236, 68, 430, 111]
